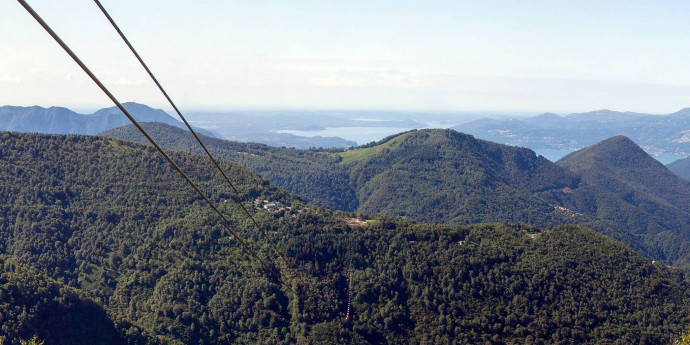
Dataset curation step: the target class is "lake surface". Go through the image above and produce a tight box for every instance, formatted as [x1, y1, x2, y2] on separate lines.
[273, 119, 458, 146]
[275, 126, 428, 145]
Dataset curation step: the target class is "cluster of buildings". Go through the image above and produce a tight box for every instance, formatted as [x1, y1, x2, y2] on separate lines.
[552, 204, 583, 217]
[247, 198, 307, 217]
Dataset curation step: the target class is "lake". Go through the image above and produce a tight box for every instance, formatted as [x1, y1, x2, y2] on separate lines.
[274, 126, 433, 145]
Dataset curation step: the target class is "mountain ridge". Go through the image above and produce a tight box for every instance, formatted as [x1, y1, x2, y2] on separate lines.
[103, 124, 580, 226]
[1, 130, 690, 343]
[453, 107, 690, 160]
[102, 123, 690, 269]
[335, 129, 579, 225]
[0, 102, 217, 138]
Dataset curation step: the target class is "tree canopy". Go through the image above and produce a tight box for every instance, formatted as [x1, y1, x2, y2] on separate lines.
[0, 131, 689, 343]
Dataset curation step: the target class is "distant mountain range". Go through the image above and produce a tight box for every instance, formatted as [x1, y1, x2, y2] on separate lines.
[15, 102, 690, 156]
[0, 103, 363, 149]
[0, 102, 217, 136]
[453, 108, 690, 160]
[104, 123, 690, 270]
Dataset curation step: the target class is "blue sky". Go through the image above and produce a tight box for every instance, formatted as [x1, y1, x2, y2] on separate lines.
[2, 0, 690, 113]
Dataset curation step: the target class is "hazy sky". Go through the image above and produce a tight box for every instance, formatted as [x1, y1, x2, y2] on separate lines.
[2, 0, 690, 113]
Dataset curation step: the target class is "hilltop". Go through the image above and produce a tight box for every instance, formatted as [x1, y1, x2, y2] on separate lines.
[553, 136, 690, 267]
[100, 125, 646, 261]
[1, 132, 690, 343]
[334, 129, 578, 225]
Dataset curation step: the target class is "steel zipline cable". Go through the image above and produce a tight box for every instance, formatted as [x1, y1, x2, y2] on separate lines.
[16, 0, 295, 293]
[92, 0, 304, 285]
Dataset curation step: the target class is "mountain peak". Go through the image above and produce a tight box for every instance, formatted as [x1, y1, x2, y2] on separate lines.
[92, 102, 181, 126]
[522, 112, 569, 128]
[536, 112, 561, 117]
[597, 134, 637, 147]
[530, 112, 564, 121]
[121, 101, 148, 107]
[556, 136, 690, 210]
[94, 102, 160, 115]
[558, 135, 650, 170]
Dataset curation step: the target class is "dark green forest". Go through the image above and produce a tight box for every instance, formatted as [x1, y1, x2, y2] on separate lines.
[0, 255, 126, 345]
[1, 131, 690, 344]
[100, 124, 595, 226]
[102, 124, 578, 224]
[552, 136, 690, 268]
[101, 122, 357, 211]
[103, 124, 690, 270]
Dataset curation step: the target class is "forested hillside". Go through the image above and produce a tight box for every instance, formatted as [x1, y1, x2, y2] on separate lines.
[102, 124, 690, 269]
[335, 129, 576, 225]
[101, 123, 358, 211]
[0, 255, 132, 345]
[2, 131, 690, 344]
[554, 136, 690, 268]
[102, 124, 579, 225]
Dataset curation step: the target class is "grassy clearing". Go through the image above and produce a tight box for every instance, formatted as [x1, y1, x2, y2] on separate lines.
[334, 131, 415, 164]
[108, 140, 138, 154]
[78, 263, 103, 290]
